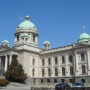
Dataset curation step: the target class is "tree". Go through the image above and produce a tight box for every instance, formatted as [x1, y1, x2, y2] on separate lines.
[4, 59, 27, 83]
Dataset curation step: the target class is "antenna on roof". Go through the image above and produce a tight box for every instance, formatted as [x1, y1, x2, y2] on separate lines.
[83, 25, 86, 32]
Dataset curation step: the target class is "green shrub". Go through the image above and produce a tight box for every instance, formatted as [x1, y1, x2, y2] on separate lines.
[0, 79, 9, 86]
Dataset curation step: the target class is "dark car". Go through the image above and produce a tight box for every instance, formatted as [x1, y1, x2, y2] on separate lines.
[55, 83, 71, 90]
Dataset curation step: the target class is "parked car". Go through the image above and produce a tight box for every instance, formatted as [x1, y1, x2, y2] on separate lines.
[55, 83, 71, 90]
[72, 82, 84, 87]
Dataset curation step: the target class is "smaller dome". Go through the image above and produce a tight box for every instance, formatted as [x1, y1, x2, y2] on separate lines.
[20, 33, 29, 37]
[2, 40, 9, 44]
[43, 41, 50, 45]
[78, 33, 90, 42]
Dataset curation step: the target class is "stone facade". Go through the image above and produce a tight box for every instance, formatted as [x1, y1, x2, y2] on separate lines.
[0, 16, 90, 87]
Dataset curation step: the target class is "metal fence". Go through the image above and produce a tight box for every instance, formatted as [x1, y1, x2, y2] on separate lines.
[31, 87, 90, 90]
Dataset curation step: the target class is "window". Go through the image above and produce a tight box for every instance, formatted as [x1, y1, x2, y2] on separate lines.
[25, 38, 28, 41]
[69, 79, 73, 83]
[81, 79, 85, 83]
[41, 79, 43, 84]
[82, 65, 86, 74]
[62, 67, 65, 76]
[55, 68, 58, 76]
[33, 35, 35, 42]
[61, 79, 65, 83]
[48, 68, 51, 77]
[47, 79, 50, 83]
[33, 79, 35, 85]
[81, 53, 85, 61]
[42, 59, 45, 66]
[48, 58, 51, 65]
[62, 56, 65, 64]
[70, 67, 73, 75]
[42, 69, 44, 77]
[32, 59, 35, 65]
[69, 55, 73, 63]
[17, 35, 19, 41]
[55, 57, 58, 65]
[54, 79, 57, 83]
[32, 69, 35, 76]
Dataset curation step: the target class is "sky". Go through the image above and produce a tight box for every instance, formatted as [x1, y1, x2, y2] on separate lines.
[0, 0, 90, 48]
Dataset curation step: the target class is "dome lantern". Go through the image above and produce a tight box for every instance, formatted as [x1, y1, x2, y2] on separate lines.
[25, 15, 30, 21]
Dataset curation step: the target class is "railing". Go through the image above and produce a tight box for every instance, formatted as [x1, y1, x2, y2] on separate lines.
[31, 87, 90, 90]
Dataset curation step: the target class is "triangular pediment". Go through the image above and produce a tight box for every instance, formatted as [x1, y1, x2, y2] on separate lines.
[73, 42, 90, 48]
[0, 45, 11, 51]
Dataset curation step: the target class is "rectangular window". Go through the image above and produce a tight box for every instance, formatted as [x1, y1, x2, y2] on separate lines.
[41, 79, 43, 84]
[47, 79, 50, 83]
[33, 35, 35, 42]
[54, 79, 57, 83]
[69, 79, 73, 83]
[17, 35, 19, 41]
[61, 79, 65, 83]
[42, 59, 45, 66]
[62, 56, 65, 64]
[55, 57, 58, 65]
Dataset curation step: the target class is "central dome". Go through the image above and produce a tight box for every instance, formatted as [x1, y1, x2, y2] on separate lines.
[18, 16, 36, 30]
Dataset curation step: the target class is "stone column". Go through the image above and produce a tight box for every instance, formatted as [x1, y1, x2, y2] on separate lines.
[74, 52, 79, 76]
[65, 54, 68, 76]
[5, 55, 8, 71]
[9, 54, 12, 65]
[0, 57, 1, 68]
[75, 52, 78, 71]
[87, 50, 90, 72]
[58, 56, 60, 76]
[51, 57, 53, 77]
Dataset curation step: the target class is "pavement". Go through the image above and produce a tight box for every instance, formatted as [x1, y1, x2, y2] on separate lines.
[0, 82, 31, 90]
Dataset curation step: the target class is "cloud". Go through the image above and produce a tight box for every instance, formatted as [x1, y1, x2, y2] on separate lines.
[19, 16, 24, 20]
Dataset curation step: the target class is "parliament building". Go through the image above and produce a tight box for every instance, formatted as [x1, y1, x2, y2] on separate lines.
[0, 16, 90, 86]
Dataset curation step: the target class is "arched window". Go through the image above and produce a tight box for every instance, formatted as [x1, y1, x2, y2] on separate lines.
[62, 56, 65, 64]
[32, 59, 35, 65]
[48, 58, 51, 65]
[81, 53, 85, 61]
[42, 69, 44, 77]
[32, 69, 35, 76]
[82, 65, 86, 74]
[55, 68, 58, 76]
[48, 68, 51, 77]
[69, 55, 73, 63]
[62, 67, 65, 76]
[42, 59, 45, 66]
[70, 67, 73, 75]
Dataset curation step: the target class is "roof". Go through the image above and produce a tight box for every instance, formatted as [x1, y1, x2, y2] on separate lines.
[2, 40, 9, 44]
[18, 16, 36, 30]
[78, 33, 90, 42]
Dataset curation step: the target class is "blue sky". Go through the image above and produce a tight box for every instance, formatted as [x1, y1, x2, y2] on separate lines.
[0, 0, 90, 48]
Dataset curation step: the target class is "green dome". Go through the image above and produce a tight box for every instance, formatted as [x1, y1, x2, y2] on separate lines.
[43, 41, 50, 45]
[18, 16, 36, 29]
[78, 33, 90, 42]
[2, 40, 9, 44]
[20, 33, 29, 37]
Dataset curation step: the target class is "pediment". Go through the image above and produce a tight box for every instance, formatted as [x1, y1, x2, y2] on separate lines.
[0, 46, 11, 51]
[73, 42, 90, 48]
